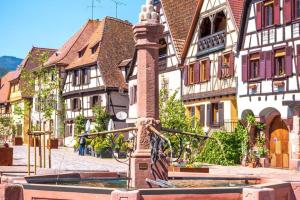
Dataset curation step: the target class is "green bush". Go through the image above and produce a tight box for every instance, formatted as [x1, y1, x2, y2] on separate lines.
[196, 123, 248, 166]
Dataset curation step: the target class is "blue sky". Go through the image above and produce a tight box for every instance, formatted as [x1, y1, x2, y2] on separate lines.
[0, 0, 145, 58]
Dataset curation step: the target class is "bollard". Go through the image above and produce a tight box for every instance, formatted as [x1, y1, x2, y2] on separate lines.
[34, 135, 37, 175]
[27, 134, 31, 176]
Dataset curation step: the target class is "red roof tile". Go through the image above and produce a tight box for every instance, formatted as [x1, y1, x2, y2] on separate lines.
[228, 0, 245, 29]
[0, 71, 19, 104]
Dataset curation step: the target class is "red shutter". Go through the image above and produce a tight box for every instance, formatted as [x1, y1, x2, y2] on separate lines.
[206, 104, 211, 127]
[229, 52, 235, 76]
[205, 59, 211, 81]
[218, 102, 224, 126]
[297, 45, 300, 75]
[242, 55, 248, 82]
[194, 62, 200, 84]
[72, 72, 76, 86]
[90, 96, 93, 108]
[200, 105, 205, 127]
[218, 56, 223, 79]
[260, 52, 266, 79]
[265, 51, 273, 79]
[274, 0, 280, 25]
[256, 2, 263, 29]
[183, 65, 189, 86]
[284, 0, 292, 23]
[285, 46, 293, 76]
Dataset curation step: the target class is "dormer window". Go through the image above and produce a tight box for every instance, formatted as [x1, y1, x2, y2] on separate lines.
[78, 46, 87, 58]
[91, 43, 99, 54]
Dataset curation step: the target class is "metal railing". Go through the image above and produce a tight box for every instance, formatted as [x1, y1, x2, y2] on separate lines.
[197, 30, 226, 56]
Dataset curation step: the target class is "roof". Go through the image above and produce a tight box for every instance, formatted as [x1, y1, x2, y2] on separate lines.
[237, 0, 252, 53]
[227, 0, 245, 29]
[45, 20, 100, 66]
[20, 47, 57, 71]
[161, 0, 199, 59]
[118, 59, 132, 68]
[51, 17, 134, 89]
[181, 0, 245, 63]
[0, 71, 19, 104]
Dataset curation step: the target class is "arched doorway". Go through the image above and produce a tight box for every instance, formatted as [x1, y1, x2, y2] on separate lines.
[269, 116, 289, 168]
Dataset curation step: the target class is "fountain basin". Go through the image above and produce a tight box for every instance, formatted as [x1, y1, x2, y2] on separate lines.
[3, 172, 299, 200]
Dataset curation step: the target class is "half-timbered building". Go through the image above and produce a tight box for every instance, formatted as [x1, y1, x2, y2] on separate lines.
[126, 0, 198, 125]
[15, 47, 57, 144]
[46, 18, 134, 139]
[181, 0, 243, 133]
[237, 0, 300, 169]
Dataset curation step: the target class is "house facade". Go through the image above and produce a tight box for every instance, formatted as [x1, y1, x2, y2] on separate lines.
[181, 0, 243, 133]
[126, 0, 198, 125]
[46, 18, 134, 139]
[237, 0, 300, 169]
[0, 71, 16, 119]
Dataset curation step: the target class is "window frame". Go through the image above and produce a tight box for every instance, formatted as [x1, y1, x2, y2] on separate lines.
[188, 64, 195, 85]
[263, 0, 274, 27]
[249, 53, 260, 80]
[273, 48, 286, 77]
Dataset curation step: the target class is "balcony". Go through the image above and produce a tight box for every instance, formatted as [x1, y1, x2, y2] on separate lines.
[197, 30, 226, 57]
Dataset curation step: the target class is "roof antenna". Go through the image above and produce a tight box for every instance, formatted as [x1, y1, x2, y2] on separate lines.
[109, 0, 126, 18]
[88, 0, 101, 20]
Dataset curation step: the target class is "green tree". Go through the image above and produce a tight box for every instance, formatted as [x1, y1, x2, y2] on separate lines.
[92, 105, 110, 132]
[74, 114, 86, 137]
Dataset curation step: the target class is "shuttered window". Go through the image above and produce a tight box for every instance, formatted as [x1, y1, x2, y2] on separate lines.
[296, 0, 300, 18]
[188, 65, 195, 84]
[183, 65, 189, 86]
[285, 46, 293, 76]
[284, 0, 292, 23]
[274, 48, 286, 76]
[265, 51, 273, 78]
[297, 45, 300, 75]
[259, 52, 266, 79]
[264, 1, 274, 27]
[194, 62, 200, 84]
[249, 53, 260, 79]
[242, 55, 249, 82]
[82, 68, 90, 85]
[205, 59, 211, 81]
[199, 105, 205, 127]
[256, 2, 263, 29]
[90, 95, 101, 108]
[72, 98, 81, 111]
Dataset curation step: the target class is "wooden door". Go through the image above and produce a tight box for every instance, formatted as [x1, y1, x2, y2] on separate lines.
[270, 117, 289, 168]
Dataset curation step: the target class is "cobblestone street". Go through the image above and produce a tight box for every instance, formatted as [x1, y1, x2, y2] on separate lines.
[9, 145, 127, 173]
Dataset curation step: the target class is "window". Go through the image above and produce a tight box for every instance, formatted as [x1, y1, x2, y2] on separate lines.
[211, 103, 219, 126]
[161, 77, 169, 91]
[91, 43, 99, 54]
[188, 64, 194, 84]
[199, 17, 211, 38]
[90, 95, 101, 108]
[214, 11, 226, 33]
[264, 1, 274, 27]
[74, 70, 81, 86]
[221, 53, 231, 78]
[274, 49, 285, 76]
[200, 61, 206, 82]
[5, 106, 9, 114]
[78, 47, 87, 58]
[129, 85, 137, 105]
[295, 0, 300, 18]
[82, 68, 90, 85]
[72, 98, 81, 111]
[159, 38, 167, 58]
[249, 53, 260, 79]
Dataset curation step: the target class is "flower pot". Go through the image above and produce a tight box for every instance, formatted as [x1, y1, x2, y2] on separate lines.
[47, 138, 58, 149]
[259, 157, 270, 168]
[13, 137, 23, 146]
[101, 149, 112, 158]
[30, 137, 40, 147]
[168, 166, 209, 173]
[0, 147, 13, 166]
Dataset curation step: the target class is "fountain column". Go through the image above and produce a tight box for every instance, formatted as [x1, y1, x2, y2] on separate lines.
[130, 0, 164, 188]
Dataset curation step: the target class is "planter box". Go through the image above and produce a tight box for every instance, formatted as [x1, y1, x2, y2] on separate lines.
[13, 137, 23, 146]
[0, 147, 13, 166]
[101, 149, 112, 158]
[259, 157, 270, 168]
[168, 166, 209, 173]
[30, 138, 40, 147]
[47, 138, 58, 149]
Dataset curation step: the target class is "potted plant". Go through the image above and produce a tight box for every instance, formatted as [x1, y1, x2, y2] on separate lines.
[0, 118, 13, 166]
[47, 137, 59, 149]
[12, 125, 23, 146]
[168, 161, 209, 173]
[94, 142, 102, 158]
